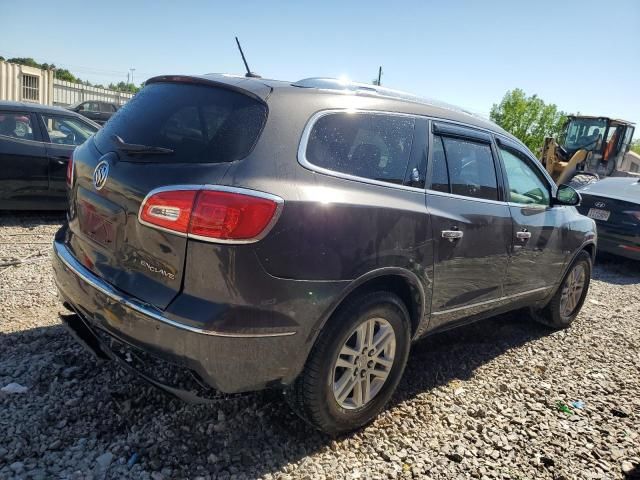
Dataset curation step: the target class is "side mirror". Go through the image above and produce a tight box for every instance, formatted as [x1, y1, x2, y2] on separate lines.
[555, 184, 581, 206]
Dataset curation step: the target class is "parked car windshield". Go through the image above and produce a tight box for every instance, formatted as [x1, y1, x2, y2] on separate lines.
[94, 82, 268, 163]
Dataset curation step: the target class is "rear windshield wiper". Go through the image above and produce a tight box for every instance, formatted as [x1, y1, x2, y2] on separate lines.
[112, 135, 174, 155]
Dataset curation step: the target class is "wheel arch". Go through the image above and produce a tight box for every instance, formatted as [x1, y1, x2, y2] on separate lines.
[308, 268, 428, 346]
[555, 240, 596, 291]
[581, 241, 596, 262]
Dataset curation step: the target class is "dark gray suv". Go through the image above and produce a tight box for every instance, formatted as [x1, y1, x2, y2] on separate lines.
[52, 75, 597, 434]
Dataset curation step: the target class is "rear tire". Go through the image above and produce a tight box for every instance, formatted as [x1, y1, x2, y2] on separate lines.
[530, 251, 592, 329]
[285, 292, 411, 436]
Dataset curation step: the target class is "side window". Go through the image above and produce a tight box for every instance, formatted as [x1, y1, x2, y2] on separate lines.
[440, 136, 499, 201]
[306, 113, 416, 186]
[41, 114, 99, 146]
[429, 136, 450, 192]
[85, 102, 100, 112]
[499, 146, 550, 206]
[0, 112, 34, 140]
[100, 103, 114, 113]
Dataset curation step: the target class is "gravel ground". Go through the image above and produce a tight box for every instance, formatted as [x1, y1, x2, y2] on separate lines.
[0, 212, 639, 480]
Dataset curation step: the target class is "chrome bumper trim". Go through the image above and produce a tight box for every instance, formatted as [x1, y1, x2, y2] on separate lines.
[53, 240, 296, 338]
[432, 286, 553, 316]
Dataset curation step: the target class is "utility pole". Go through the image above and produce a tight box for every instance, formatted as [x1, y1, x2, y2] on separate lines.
[129, 68, 136, 85]
[377, 66, 382, 86]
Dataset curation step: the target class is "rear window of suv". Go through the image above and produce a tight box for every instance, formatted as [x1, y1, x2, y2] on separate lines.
[305, 112, 416, 185]
[94, 82, 267, 163]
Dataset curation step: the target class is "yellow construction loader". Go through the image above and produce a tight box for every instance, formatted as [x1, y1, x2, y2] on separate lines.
[540, 116, 635, 186]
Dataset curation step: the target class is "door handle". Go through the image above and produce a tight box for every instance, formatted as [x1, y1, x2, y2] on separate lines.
[516, 230, 532, 241]
[48, 156, 69, 165]
[442, 230, 464, 242]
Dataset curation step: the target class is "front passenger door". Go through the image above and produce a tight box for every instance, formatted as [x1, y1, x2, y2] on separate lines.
[496, 138, 568, 298]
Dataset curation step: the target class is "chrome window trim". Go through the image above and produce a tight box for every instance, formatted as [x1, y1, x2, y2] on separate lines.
[54, 240, 296, 338]
[506, 201, 549, 209]
[297, 109, 536, 199]
[425, 188, 509, 206]
[0, 133, 43, 145]
[297, 109, 427, 193]
[494, 135, 557, 195]
[431, 286, 553, 316]
[138, 184, 284, 244]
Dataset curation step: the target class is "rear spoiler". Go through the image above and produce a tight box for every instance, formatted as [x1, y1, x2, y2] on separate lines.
[146, 74, 272, 103]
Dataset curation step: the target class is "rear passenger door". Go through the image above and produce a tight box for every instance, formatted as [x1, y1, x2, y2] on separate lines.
[495, 138, 568, 297]
[426, 122, 512, 328]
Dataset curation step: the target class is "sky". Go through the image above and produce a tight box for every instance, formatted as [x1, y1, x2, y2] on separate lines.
[2, 0, 639, 136]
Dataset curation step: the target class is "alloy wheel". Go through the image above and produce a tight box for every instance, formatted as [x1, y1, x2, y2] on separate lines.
[332, 317, 396, 410]
[560, 263, 586, 318]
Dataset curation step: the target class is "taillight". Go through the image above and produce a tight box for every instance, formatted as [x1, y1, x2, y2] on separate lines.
[139, 187, 282, 243]
[623, 210, 640, 222]
[139, 189, 197, 234]
[66, 152, 74, 188]
[190, 190, 279, 240]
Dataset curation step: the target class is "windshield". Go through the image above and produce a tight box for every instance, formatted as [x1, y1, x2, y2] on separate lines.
[561, 118, 608, 152]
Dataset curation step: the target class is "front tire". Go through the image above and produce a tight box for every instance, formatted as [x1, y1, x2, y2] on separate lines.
[286, 292, 411, 436]
[531, 251, 592, 329]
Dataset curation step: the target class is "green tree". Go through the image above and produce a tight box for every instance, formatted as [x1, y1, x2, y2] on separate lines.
[108, 81, 141, 94]
[490, 88, 567, 154]
[7, 57, 41, 68]
[631, 140, 640, 155]
[54, 68, 79, 83]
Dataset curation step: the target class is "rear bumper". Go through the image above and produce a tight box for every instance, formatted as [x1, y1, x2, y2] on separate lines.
[52, 236, 331, 393]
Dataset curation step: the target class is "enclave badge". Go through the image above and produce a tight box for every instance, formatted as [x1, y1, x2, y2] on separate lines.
[93, 161, 110, 190]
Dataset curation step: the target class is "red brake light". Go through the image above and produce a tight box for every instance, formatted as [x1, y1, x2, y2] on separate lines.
[66, 152, 74, 188]
[190, 190, 279, 240]
[139, 187, 282, 242]
[140, 190, 197, 234]
[623, 210, 640, 222]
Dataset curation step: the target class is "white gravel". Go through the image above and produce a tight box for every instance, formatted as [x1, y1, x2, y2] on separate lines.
[1, 212, 639, 480]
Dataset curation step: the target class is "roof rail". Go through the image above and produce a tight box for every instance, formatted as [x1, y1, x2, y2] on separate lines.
[291, 77, 478, 118]
[292, 77, 417, 100]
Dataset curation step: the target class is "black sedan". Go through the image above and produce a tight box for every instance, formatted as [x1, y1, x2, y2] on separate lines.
[0, 101, 100, 210]
[577, 177, 640, 260]
[66, 100, 120, 125]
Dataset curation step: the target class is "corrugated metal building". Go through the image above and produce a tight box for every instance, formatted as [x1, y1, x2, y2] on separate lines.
[0, 60, 133, 106]
[0, 60, 55, 105]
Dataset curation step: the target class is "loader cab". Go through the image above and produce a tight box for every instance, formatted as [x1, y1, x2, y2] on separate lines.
[559, 116, 635, 176]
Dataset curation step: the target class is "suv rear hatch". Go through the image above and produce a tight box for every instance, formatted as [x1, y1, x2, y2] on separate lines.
[65, 78, 268, 309]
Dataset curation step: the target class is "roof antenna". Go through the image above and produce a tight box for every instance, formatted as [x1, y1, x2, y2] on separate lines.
[377, 66, 382, 86]
[235, 37, 261, 78]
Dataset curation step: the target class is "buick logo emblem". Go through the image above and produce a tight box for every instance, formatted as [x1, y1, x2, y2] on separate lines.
[93, 161, 109, 191]
[595, 201, 606, 208]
